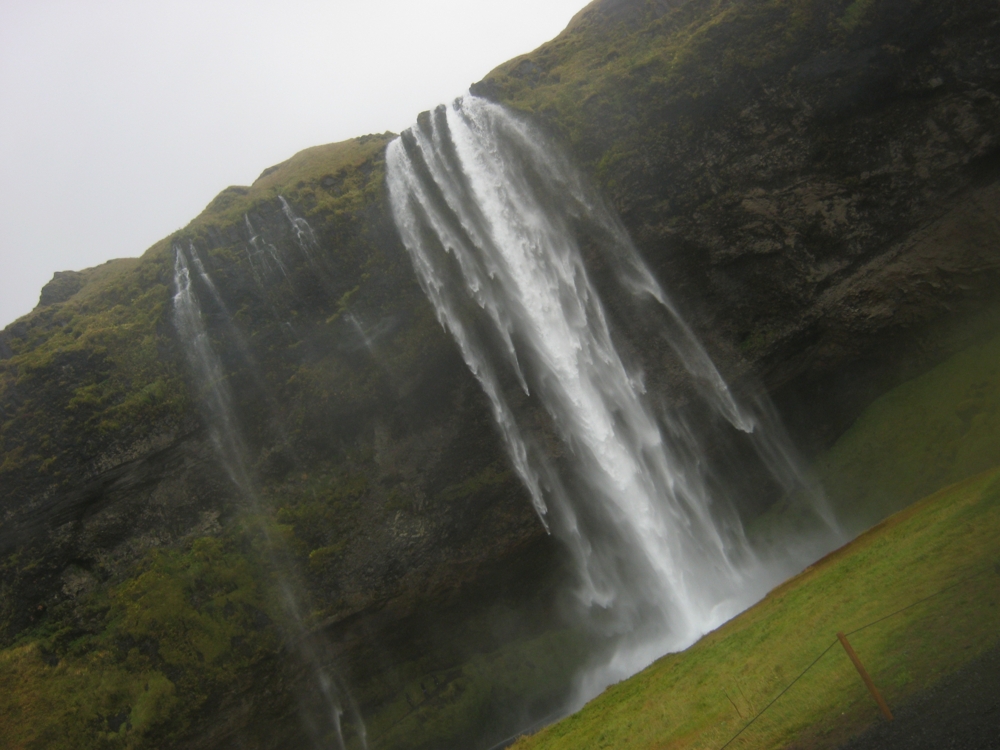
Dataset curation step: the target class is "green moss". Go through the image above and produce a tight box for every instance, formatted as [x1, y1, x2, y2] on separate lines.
[474, 0, 885, 199]
[0, 245, 188, 499]
[364, 629, 591, 750]
[0, 534, 279, 749]
[437, 463, 512, 503]
[109, 537, 274, 672]
[325, 285, 361, 325]
[307, 542, 347, 570]
[180, 134, 394, 240]
[268, 468, 371, 578]
[838, 0, 876, 30]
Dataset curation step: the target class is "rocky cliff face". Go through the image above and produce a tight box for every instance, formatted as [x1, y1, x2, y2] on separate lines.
[1, 0, 999, 748]
[474, 0, 1000, 446]
[0, 135, 568, 748]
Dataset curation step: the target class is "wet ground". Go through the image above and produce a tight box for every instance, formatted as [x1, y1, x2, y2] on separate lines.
[840, 641, 1000, 749]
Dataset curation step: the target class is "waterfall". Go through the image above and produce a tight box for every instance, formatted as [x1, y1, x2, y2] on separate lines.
[280, 195, 320, 259]
[245, 214, 289, 280]
[172, 247, 254, 495]
[172, 244, 367, 750]
[386, 95, 837, 699]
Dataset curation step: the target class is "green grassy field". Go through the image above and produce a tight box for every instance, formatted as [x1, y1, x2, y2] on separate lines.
[512, 469, 1000, 750]
[512, 334, 1000, 750]
[817, 333, 1000, 533]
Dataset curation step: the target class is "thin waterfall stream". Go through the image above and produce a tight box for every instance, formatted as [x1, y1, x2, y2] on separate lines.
[172, 246, 368, 750]
[387, 95, 840, 704]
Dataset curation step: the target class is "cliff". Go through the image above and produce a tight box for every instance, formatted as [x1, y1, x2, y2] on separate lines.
[1, 0, 998, 747]
[475, 0, 1000, 444]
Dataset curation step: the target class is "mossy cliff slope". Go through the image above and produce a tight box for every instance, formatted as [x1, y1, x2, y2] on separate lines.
[1, 0, 1000, 748]
[0, 136, 564, 748]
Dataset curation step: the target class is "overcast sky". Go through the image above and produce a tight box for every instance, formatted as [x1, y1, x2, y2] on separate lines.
[0, 0, 587, 329]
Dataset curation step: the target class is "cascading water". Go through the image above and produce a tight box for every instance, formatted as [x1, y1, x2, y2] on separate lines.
[245, 214, 289, 280]
[172, 244, 367, 750]
[280, 195, 320, 259]
[386, 95, 838, 702]
[172, 247, 254, 495]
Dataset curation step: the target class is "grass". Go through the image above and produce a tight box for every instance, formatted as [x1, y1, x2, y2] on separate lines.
[816, 332, 1000, 533]
[180, 133, 393, 247]
[511, 467, 1000, 750]
[511, 330, 1000, 749]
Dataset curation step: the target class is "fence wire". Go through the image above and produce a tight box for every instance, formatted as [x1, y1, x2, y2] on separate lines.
[717, 561, 999, 749]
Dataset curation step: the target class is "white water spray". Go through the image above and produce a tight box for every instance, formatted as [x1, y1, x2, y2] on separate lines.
[387, 96, 837, 700]
[280, 195, 320, 260]
[173, 247, 253, 494]
[245, 214, 289, 280]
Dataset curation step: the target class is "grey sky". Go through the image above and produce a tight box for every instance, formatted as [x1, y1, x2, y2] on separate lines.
[0, 0, 586, 329]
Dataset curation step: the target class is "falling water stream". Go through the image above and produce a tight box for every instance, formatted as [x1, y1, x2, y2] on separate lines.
[387, 95, 839, 704]
[172, 246, 367, 750]
[281, 195, 321, 259]
[172, 94, 838, 747]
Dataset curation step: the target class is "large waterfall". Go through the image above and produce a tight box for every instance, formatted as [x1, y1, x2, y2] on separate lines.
[386, 95, 836, 700]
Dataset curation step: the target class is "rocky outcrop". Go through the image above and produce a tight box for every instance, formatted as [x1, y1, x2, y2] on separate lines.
[37, 271, 86, 308]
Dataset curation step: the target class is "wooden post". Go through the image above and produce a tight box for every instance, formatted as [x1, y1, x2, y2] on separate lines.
[837, 632, 893, 721]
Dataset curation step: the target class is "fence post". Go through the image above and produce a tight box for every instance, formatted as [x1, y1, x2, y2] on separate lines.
[837, 632, 893, 721]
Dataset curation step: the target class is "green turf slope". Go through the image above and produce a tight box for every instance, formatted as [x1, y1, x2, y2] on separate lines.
[512, 468, 1000, 750]
[511, 335, 1000, 750]
[817, 332, 1000, 533]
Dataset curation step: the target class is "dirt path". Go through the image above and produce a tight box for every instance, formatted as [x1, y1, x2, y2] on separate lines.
[839, 642, 1000, 749]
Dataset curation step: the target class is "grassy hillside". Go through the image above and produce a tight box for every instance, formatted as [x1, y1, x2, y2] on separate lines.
[511, 332, 1000, 749]
[817, 332, 1000, 532]
[512, 471, 1000, 750]
[0, 134, 391, 515]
